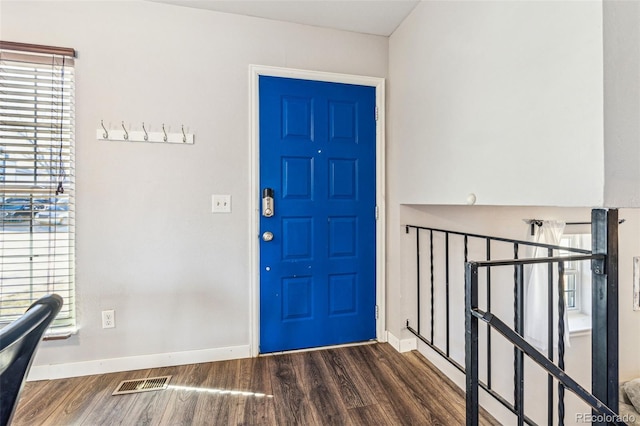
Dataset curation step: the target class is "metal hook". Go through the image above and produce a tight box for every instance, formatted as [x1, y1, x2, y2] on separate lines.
[162, 124, 168, 142]
[101, 120, 108, 139]
[142, 122, 149, 141]
[121, 121, 129, 141]
[182, 125, 187, 143]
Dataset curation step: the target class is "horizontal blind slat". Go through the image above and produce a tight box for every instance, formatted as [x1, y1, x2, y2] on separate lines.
[0, 126, 73, 132]
[0, 95, 73, 107]
[0, 65, 74, 77]
[0, 120, 72, 130]
[0, 73, 74, 84]
[0, 104, 72, 113]
[0, 111, 72, 119]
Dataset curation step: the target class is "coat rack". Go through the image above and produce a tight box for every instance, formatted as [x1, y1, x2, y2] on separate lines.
[96, 121, 194, 144]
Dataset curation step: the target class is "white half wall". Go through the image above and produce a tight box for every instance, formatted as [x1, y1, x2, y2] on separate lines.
[1, 0, 388, 375]
[388, 0, 605, 207]
[384, 0, 608, 364]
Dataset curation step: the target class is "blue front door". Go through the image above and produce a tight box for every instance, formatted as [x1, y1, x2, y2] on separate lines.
[259, 76, 377, 353]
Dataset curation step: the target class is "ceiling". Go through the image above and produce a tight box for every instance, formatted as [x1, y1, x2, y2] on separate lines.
[148, 0, 420, 36]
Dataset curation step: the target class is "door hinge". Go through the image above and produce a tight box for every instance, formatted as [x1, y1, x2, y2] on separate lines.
[375, 106, 379, 121]
[375, 205, 379, 220]
[375, 305, 379, 320]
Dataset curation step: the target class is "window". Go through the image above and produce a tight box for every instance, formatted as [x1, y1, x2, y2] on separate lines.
[560, 235, 580, 310]
[559, 233, 592, 332]
[0, 41, 75, 333]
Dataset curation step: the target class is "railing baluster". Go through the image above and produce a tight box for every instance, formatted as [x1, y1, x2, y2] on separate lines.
[465, 262, 479, 426]
[486, 238, 491, 390]
[558, 261, 566, 426]
[416, 228, 421, 335]
[515, 263, 525, 425]
[446, 232, 450, 357]
[430, 230, 434, 344]
[464, 235, 468, 263]
[547, 248, 554, 426]
[513, 243, 519, 414]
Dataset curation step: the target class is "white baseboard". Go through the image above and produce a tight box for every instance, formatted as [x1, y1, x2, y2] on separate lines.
[27, 344, 251, 381]
[386, 331, 417, 353]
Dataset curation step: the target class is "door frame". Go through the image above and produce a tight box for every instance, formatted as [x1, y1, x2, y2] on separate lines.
[248, 65, 386, 356]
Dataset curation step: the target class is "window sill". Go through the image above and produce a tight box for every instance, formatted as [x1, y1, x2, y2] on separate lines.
[568, 311, 591, 337]
[44, 326, 78, 341]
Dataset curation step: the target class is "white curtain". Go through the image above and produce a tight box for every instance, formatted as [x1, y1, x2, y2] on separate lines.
[524, 220, 570, 351]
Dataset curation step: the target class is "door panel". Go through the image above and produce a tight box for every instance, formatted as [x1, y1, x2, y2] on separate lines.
[259, 76, 376, 353]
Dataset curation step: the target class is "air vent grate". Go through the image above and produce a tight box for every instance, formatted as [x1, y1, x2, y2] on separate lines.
[112, 375, 172, 395]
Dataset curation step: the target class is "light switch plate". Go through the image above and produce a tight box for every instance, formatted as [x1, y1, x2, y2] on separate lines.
[212, 194, 231, 213]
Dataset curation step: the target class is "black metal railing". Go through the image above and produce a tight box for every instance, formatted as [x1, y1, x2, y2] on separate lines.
[406, 209, 621, 425]
[404, 224, 590, 422]
[466, 257, 623, 425]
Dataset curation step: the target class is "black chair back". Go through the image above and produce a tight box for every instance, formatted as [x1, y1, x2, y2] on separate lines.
[0, 294, 62, 426]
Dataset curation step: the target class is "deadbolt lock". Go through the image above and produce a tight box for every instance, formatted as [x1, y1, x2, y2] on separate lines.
[262, 188, 274, 217]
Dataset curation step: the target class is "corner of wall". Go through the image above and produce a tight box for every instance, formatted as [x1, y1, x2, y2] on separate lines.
[386, 330, 417, 353]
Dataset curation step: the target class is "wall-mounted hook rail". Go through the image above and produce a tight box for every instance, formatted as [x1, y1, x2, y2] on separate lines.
[96, 121, 195, 144]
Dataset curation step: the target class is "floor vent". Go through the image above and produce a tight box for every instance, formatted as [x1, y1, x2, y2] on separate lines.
[112, 375, 172, 396]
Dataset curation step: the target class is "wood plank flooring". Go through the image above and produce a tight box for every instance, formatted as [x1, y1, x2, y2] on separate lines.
[12, 343, 499, 425]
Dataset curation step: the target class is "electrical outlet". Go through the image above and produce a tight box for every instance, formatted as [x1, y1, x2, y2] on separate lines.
[102, 310, 115, 328]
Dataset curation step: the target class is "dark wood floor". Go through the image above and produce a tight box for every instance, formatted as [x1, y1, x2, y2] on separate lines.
[13, 343, 498, 425]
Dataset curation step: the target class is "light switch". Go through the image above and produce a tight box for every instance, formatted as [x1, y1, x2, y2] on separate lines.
[212, 194, 231, 213]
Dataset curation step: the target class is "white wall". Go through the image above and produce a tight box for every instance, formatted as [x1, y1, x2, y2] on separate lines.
[604, 0, 640, 207]
[385, 0, 607, 354]
[388, 0, 604, 207]
[1, 0, 388, 376]
[384, 1, 607, 364]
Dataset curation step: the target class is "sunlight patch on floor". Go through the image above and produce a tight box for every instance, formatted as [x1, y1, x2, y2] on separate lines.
[168, 385, 273, 398]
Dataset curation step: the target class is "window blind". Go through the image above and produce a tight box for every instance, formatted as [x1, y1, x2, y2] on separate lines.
[0, 42, 75, 333]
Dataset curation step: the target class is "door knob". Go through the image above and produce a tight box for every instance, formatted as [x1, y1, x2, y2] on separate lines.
[262, 231, 274, 242]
